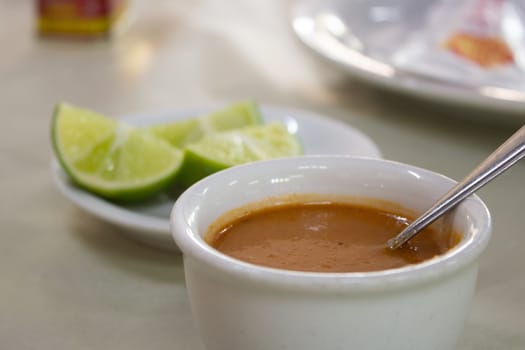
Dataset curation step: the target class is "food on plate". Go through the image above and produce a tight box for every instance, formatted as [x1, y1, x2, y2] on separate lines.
[52, 103, 184, 201]
[51, 101, 302, 201]
[148, 100, 262, 147]
[176, 122, 302, 187]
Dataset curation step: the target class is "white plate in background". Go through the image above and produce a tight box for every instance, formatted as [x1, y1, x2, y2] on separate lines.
[291, 0, 525, 119]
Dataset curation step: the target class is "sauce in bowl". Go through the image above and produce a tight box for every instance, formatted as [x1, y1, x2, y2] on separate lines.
[207, 198, 459, 273]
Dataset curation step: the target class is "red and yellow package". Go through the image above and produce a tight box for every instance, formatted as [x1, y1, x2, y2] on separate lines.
[36, 0, 128, 38]
[444, 32, 514, 68]
[441, 0, 517, 68]
[392, 0, 525, 90]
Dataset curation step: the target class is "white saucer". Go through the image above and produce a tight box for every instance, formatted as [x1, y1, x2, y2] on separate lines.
[291, 0, 525, 120]
[51, 105, 382, 250]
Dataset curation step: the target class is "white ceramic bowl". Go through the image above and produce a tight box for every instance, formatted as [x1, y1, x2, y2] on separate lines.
[170, 156, 492, 350]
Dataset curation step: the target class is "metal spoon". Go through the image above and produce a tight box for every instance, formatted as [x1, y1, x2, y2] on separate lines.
[388, 125, 525, 250]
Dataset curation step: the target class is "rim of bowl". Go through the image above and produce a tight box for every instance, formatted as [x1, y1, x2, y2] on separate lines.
[170, 156, 492, 291]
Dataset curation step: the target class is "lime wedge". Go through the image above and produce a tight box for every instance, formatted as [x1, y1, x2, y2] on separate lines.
[176, 122, 303, 186]
[52, 103, 183, 201]
[148, 100, 263, 147]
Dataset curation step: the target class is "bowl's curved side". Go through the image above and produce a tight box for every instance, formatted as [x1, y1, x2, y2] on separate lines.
[171, 155, 491, 350]
[171, 156, 492, 290]
[183, 253, 478, 350]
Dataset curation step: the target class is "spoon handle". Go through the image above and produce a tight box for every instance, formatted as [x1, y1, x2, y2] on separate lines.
[388, 125, 525, 250]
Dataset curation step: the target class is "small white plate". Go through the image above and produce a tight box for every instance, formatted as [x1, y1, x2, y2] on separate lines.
[51, 105, 382, 250]
[291, 0, 525, 120]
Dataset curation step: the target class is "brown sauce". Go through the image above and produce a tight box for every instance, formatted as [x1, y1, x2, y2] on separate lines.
[207, 200, 459, 273]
